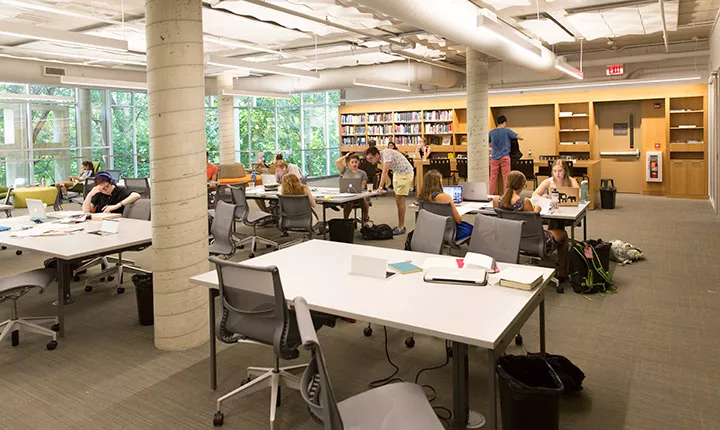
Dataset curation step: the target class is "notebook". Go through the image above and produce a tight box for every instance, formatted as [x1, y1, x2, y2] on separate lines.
[499, 268, 543, 290]
[424, 268, 487, 286]
[388, 261, 423, 274]
[91, 212, 122, 221]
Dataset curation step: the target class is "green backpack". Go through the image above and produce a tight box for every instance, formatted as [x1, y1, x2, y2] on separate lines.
[569, 240, 615, 294]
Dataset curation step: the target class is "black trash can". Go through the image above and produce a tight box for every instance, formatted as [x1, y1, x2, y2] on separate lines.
[600, 178, 616, 209]
[328, 218, 355, 243]
[132, 273, 154, 326]
[497, 355, 564, 430]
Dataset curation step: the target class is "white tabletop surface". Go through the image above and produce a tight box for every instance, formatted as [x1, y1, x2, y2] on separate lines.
[0, 215, 152, 260]
[246, 186, 376, 204]
[190, 240, 554, 349]
[454, 199, 588, 221]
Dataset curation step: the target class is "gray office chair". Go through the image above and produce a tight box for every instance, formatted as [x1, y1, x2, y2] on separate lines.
[278, 195, 314, 249]
[80, 199, 152, 294]
[294, 296, 445, 430]
[468, 215, 524, 264]
[495, 209, 561, 293]
[0, 186, 12, 218]
[210, 258, 334, 428]
[107, 169, 122, 182]
[410, 209, 452, 254]
[123, 178, 151, 198]
[418, 201, 470, 254]
[229, 185, 278, 258]
[209, 200, 237, 259]
[0, 268, 59, 350]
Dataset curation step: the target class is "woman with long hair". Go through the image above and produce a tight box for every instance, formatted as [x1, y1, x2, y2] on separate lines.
[387, 141, 398, 151]
[334, 152, 370, 223]
[56, 160, 95, 195]
[493, 170, 569, 279]
[280, 173, 316, 208]
[532, 159, 578, 198]
[415, 137, 431, 161]
[419, 169, 473, 240]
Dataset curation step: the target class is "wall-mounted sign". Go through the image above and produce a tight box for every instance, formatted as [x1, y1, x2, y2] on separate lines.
[606, 64, 624, 76]
[655, 142, 661, 149]
[613, 123, 629, 136]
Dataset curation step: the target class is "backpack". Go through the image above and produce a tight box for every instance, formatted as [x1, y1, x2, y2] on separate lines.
[360, 222, 393, 240]
[609, 240, 644, 266]
[404, 230, 414, 250]
[569, 239, 615, 294]
[509, 137, 523, 160]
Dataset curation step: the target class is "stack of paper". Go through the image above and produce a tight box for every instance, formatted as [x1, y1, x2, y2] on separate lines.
[464, 252, 497, 272]
[559, 141, 574, 145]
[678, 125, 697, 129]
[499, 268, 543, 290]
[559, 112, 573, 117]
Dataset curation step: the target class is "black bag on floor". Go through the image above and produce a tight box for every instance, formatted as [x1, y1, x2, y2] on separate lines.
[528, 352, 585, 393]
[569, 239, 614, 294]
[360, 222, 393, 240]
[328, 218, 354, 243]
[404, 230, 414, 250]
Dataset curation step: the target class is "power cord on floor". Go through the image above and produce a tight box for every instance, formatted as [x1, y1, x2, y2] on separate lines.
[368, 326, 404, 388]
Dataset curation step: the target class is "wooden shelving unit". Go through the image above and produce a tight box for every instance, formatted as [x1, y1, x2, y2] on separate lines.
[338, 107, 468, 157]
[668, 95, 707, 199]
[556, 102, 592, 156]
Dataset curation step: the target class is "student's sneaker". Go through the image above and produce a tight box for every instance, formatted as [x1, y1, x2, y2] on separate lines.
[392, 227, 406, 235]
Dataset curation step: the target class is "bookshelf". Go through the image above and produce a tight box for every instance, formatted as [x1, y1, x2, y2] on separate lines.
[556, 102, 592, 156]
[668, 96, 707, 198]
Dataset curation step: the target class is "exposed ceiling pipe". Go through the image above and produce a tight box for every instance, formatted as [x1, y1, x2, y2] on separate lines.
[347, 0, 559, 75]
[379, 45, 467, 73]
[578, 50, 709, 67]
[214, 0, 413, 48]
[259, 45, 402, 66]
[233, 62, 463, 93]
[659, 0, 670, 53]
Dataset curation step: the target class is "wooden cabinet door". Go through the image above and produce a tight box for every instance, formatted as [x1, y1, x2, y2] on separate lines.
[687, 160, 706, 196]
[670, 160, 687, 195]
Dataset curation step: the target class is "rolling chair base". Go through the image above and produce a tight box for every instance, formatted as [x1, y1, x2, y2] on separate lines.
[0, 316, 58, 350]
[234, 235, 278, 259]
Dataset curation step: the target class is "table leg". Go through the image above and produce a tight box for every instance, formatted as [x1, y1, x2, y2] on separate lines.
[322, 204, 328, 240]
[539, 298, 546, 353]
[452, 342, 469, 427]
[56, 260, 72, 337]
[487, 349, 497, 429]
[570, 223, 575, 242]
[209, 288, 218, 391]
[583, 213, 587, 241]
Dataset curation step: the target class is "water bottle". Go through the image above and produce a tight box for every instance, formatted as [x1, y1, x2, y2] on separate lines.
[250, 173, 256, 188]
[580, 177, 589, 203]
[41, 178, 46, 187]
[550, 189, 559, 210]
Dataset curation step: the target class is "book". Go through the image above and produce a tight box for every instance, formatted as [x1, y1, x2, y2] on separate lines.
[91, 212, 122, 221]
[463, 252, 497, 272]
[388, 261, 423, 274]
[499, 268, 543, 290]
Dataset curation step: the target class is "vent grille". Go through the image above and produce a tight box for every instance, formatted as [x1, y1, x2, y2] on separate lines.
[43, 66, 66, 77]
[15, 13, 50, 24]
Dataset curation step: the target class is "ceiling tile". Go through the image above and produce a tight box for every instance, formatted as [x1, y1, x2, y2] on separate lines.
[519, 18, 575, 44]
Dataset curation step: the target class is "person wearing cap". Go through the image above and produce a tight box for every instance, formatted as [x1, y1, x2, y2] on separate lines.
[82, 171, 141, 214]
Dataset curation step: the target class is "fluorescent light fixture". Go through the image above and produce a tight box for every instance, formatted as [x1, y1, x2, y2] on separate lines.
[0, 93, 74, 103]
[221, 89, 291, 99]
[477, 12, 543, 58]
[353, 78, 411, 93]
[0, 45, 146, 66]
[206, 54, 319, 80]
[341, 76, 702, 103]
[0, 21, 128, 52]
[203, 35, 300, 58]
[60, 76, 147, 91]
[0, 0, 122, 25]
[555, 58, 584, 80]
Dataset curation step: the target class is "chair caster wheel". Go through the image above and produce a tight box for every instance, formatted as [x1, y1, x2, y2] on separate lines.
[249, 253, 255, 258]
[363, 327, 373, 337]
[213, 411, 224, 427]
[515, 334, 523, 346]
[405, 337, 415, 348]
[11, 330, 19, 346]
[117, 287, 125, 294]
[47, 340, 58, 350]
[85, 285, 93, 293]
[73, 275, 80, 282]
[99, 277, 106, 282]
[51, 324, 60, 332]
[1, 245, 6, 250]
[556, 285, 565, 294]
[16, 250, 22, 255]
[239, 245, 244, 249]
[107, 276, 115, 282]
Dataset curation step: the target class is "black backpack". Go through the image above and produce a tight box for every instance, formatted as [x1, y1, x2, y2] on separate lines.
[569, 239, 615, 294]
[510, 137, 523, 160]
[360, 223, 393, 240]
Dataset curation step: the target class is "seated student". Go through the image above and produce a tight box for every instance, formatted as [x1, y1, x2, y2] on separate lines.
[275, 159, 302, 182]
[255, 153, 282, 174]
[334, 153, 370, 223]
[206, 152, 219, 191]
[82, 171, 141, 214]
[532, 159, 578, 198]
[493, 170, 569, 280]
[56, 160, 94, 195]
[280, 173, 316, 209]
[418, 169, 473, 241]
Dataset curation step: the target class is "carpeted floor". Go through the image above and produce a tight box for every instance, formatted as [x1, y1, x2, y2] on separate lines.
[1, 187, 719, 430]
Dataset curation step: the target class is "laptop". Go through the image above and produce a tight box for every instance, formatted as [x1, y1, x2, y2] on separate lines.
[89, 219, 120, 236]
[26, 198, 48, 221]
[339, 178, 363, 193]
[423, 267, 488, 286]
[552, 187, 580, 206]
[460, 182, 490, 202]
[443, 186, 463, 205]
[260, 174, 277, 185]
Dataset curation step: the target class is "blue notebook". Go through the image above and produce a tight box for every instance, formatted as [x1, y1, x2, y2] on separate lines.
[388, 261, 422, 274]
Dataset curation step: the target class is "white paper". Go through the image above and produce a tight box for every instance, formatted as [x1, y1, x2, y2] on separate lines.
[422, 257, 458, 270]
[464, 252, 494, 271]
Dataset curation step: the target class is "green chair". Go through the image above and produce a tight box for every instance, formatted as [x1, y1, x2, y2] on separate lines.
[0, 186, 8, 201]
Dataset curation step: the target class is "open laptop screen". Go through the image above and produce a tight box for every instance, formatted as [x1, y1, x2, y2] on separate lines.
[443, 186, 463, 204]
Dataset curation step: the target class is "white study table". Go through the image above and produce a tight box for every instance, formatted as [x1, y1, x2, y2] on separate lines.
[0, 215, 152, 336]
[190, 240, 554, 429]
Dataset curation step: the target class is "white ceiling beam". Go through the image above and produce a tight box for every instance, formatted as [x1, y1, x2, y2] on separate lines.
[0, 21, 128, 51]
[0, 0, 123, 25]
[206, 54, 320, 79]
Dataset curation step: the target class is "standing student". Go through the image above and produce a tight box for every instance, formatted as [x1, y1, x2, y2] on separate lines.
[56, 160, 94, 195]
[415, 137, 431, 161]
[334, 153, 370, 223]
[82, 171, 141, 214]
[492, 171, 568, 280]
[532, 159, 579, 198]
[387, 141, 398, 151]
[419, 170, 473, 240]
[489, 115, 523, 193]
[364, 146, 414, 235]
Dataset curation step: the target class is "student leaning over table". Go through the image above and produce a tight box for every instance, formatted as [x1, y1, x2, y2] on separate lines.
[82, 171, 141, 214]
[364, 146, 414, 236]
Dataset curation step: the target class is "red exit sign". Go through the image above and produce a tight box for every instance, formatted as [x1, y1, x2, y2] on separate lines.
[606, 64, 624, 76]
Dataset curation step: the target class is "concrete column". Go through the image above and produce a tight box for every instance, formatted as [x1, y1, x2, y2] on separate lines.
[217, 73, 235, 165]
[466, 49, 489, 183]
[78, 89, 93, 161]
[146, 0, 209, 351]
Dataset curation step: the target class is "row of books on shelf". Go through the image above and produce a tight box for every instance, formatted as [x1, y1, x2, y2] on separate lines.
[342, 137, 367, 146]
[671, 140, 704, 144]
[394, 111, 422, 122]
[423, 110, 452, 121]
[367, 125, 393, 135]
[394, 124, 421, 134]
[341, 126, 366, 135]
[425, 124, 453, 134]
[367, 112, 392, 123]
[340, 114, 365, 124]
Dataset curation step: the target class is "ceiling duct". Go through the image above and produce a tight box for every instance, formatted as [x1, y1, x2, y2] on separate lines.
[232, 62, 463, 93]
